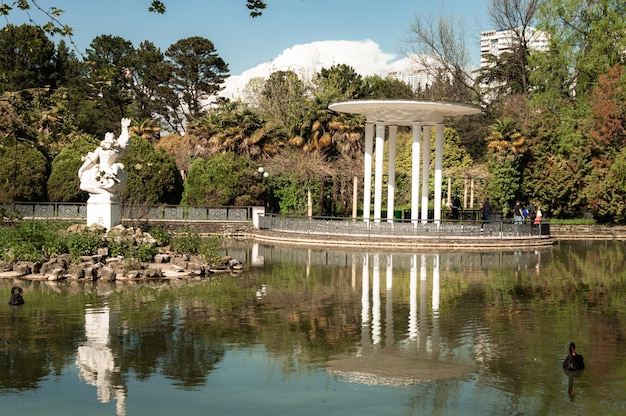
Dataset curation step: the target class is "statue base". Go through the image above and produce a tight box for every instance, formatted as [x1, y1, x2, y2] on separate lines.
[86, 194, 121, 230]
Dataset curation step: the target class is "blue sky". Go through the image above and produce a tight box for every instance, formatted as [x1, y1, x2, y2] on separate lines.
[6, 0, 490, 73]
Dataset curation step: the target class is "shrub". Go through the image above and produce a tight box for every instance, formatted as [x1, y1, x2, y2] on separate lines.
[170, 229, 202, 255]
[0, 220, 67, 262]
[67, 230, 103, 261]
[146, 225, 171, 246]
[134, 243, 158, 262]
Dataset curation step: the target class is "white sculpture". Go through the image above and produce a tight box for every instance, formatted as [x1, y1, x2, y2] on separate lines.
[79, 118, 131, 203]
[79, 118, 131, 229]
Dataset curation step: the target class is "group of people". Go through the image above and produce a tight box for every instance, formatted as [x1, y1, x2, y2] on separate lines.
[450, 197, 543, 225]
[513, 200, 543, 225]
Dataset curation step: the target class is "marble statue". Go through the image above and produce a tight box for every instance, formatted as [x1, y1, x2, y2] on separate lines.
[79, 118, 131, 203]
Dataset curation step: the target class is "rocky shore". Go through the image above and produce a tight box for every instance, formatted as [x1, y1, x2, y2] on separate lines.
[0, 223, 243, 282]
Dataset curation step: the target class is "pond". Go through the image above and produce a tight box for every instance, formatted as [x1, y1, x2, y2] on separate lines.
[1, 240, 625, 416]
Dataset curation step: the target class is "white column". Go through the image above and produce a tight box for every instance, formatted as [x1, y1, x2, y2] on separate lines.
[434, 123, 444, 224]
[411, 122, 422, 227]
[387, 125, 398, 223]
[363, 123, 374, 222]
[421, 125, 431, 223]
[373, 122, 385, 223]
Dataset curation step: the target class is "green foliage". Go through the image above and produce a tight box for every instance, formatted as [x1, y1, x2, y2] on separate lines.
[486, 155, 522, 215]
[47, 134, 99, 202]
[120, 137, 184, 205]
[585, 148, 626, 223]
[182, 152, 265, 207]
[145, 225, 172, 246]
[0, 24, 59, 93]
[268, 174, 308, 214]
[170, 229, 203, 255]
[164, 36, 229, 129]
[134, 242, 158, 262]
[170, 229, 221, 263]
[0, 220, 67, 262]
[362, 74, 416, 99]
[0, 139, 49, 203]
[67, 229, 103, 261]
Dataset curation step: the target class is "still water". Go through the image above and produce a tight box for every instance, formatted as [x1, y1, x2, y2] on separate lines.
[1, 240, 625, 416]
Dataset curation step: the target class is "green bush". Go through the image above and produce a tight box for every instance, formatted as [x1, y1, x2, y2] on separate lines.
[0, 220, 67, 262]
[170, 229, 202, 255]
[134, 243, 158, 262]
[146, 225, 171, 246]
[67, 230, 103, 261]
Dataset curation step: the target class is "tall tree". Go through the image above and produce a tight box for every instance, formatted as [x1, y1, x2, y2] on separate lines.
[0, 24, 58, 93]
[164, 37, 229, 132]
[533, 0, 626, 100]
[129, 41, 174, 124]
[482, 0, 541, 96]
[402, 12, 481, 104]
[83, 35, 135, 135]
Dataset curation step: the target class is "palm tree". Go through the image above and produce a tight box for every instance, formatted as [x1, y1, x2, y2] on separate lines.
[487, 117, 528, 157]
[129, 117, 161, 142]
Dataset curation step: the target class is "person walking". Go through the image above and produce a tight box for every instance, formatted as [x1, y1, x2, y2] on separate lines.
[527, 201, 537, 224]
[452, 196, 461, 221]
[482, 198, 492, 223]
[513, 200, 524, 225]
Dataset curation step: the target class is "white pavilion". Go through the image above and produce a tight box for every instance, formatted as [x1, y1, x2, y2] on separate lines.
[329, 100, 482, 226]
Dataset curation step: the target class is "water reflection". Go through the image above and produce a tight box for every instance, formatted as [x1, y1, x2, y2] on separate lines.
[1, 240, 626, 415]
[327, 253, 474, 386]
[76, 306, 127, 415]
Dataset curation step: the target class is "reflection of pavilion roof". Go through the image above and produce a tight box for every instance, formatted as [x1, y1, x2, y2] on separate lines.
[329, 100, 482, 125]
[327, 349, 474, 386]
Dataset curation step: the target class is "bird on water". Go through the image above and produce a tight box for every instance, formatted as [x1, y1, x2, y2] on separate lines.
[563, 342, 585, 371]
[8, 286, 24, 305]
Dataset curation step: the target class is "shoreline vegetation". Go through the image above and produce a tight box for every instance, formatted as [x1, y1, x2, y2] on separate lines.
[0, 220, 242, 282]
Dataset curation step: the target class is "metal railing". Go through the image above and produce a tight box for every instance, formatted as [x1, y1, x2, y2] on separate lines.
[1, 202, 254, 222]
[258, 213, 550, 239]
[1, 202, 551, 239]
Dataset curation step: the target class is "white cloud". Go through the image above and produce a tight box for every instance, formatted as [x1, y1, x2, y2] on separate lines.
[219, 40, 413, 100]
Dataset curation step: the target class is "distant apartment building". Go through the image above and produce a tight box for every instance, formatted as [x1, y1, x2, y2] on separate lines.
[480, 26, 549, 68]
[386, 55, 444, 91]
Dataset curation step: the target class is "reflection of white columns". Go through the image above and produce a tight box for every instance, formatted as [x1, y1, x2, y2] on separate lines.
[387, 126, 398, 223]
[421, 126, 431, 223]
[408, 254, 418, 341]
[363, 123, 374, 222]
[411, 122, 422, 226]
[250, 242, 264, 266]
[77, 307, 126, 416]
[361, 254, 370, 326]
[360, 254, 371, 354]
[385, 255, 394, 345]
[432, 254, 440, 358]
[373, 122, 385, 222]
[432, 254, 440, 312]
[434, 123, 444, 224]
[372, 255, 381, 345]
[420, 255, 428, 350]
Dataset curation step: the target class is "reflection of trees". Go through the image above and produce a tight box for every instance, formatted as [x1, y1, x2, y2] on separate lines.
[0, 282, 96, 390]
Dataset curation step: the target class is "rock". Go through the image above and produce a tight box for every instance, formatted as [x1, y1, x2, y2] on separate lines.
[67, 263, 87, 279]
[154, 253, 171, 263]
[46, 267, 65, 281]
[99, 265, 116, 282]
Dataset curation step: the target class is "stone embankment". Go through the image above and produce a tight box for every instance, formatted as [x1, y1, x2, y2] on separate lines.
[549, 224, 626, 240]
[0, 223, 243, 282]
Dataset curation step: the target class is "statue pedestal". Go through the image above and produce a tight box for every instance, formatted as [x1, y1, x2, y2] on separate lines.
[86, 194, 121, 230]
